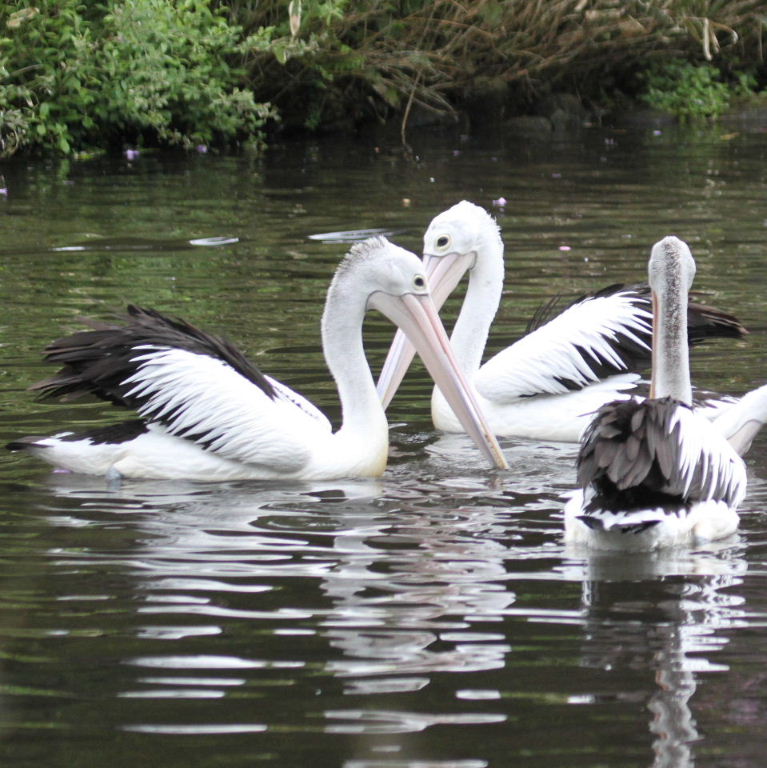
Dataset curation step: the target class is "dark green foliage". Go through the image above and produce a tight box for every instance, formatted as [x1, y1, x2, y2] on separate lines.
[0, 1, 96, 155]
[230, 0, 766, 132]
[0, 0, 764, 155]
[640, 61, 754, 121]
[0, 0, 277, 156]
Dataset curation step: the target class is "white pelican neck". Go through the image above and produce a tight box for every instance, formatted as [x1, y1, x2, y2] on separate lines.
[321, 266, 388, 443]
[649, 236, 695, 405]
[446, 216, 505, 377]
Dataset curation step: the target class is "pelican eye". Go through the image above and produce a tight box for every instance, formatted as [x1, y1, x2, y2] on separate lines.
[413, 275, 426, 289]
[435, 234, 451, 250]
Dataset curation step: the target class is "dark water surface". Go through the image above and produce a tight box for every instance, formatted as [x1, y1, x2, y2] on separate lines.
[0, 124, 766, 767]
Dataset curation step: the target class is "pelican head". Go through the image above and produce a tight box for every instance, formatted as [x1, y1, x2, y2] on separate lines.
[648, 235, 696, 299]
[422, 201, 501, 303]
[376, 202, 504, 409]
[341, 236, 431, 308]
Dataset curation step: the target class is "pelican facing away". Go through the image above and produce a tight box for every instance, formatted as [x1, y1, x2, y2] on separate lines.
[563, 236, 746, 550]
[377, 201, 746, 442]
[8, 237, 507, 481]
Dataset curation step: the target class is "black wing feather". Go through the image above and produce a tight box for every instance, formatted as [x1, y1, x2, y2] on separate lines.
[577, 398, 689, 514]
[526, 283, 746, 391]
[31, 305, 277, 408]
[577, 395, 742, 518]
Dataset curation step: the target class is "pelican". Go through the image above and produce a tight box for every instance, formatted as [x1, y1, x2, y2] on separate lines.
[377, 201, 746, 442]
[7, 237, 508, 481]
[563, 236, 746, 550]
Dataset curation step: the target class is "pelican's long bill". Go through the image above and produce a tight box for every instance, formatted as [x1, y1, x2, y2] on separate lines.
[369, 287, 508, 470]
[376, 250, 473, 409]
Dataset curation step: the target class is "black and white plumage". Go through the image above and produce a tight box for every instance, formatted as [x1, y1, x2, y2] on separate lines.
[564, 236, 746, 550]
[8, 237, 508, 481]
[376, 201, 746, 441]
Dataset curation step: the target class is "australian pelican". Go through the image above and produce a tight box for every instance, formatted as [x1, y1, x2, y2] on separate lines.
[8, 237, 508, 481]
[563, 236, 746, 550]
[376, 201, 746, 441]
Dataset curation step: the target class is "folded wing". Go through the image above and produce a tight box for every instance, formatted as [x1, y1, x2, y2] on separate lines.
[32, 305, 331, 473]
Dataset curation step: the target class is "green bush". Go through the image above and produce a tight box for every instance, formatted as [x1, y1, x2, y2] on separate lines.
[100, 0, 277, 149]
[230, 0, 766, 132]
[640, 61, 757, 121]
[0, 0, 277, 156]
[0, 2, 97, 155]
[0, 0, 764, 155]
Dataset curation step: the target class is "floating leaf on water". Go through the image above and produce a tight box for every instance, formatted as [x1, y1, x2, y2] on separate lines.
[189, 237, 239, 247]
[307, 228, 400, 243]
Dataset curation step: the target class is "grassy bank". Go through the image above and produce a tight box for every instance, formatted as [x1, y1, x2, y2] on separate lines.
[1, 0, 765, 156]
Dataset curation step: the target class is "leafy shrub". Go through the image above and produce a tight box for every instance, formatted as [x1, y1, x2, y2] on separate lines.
[230, 0, 766, 132]
[0, 0, 277, 156]
[99, 0, 277, 149]
[0, 0, 764, 154]
[640, 61, 755, 120]
[0, 1, 98, 155]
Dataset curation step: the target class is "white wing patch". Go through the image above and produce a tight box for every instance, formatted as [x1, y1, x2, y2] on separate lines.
[264, 375, 331, 427]
[670, 406, 746, 507]
[705, 383, 767, 456]
[122, 346, 331, 472]
[476, 291, 652, 402]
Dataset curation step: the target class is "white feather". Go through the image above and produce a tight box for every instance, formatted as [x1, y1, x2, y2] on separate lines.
[708, 383, 767, 455]
[476, 290, 651, 402]
[668, 406, 746, 505]
[122, 346, 327, 472]
[564, 492, 740, 551]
